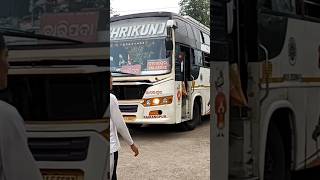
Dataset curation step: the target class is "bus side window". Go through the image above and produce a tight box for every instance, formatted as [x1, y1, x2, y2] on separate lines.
[191, 49, 202, 80]
[203, 33, 210, 46]
[192, 27, 202, 44]
[203, 53, 210, 68]
[200, 32, 205, 44]
[194, 50, 203, 66]
[262, 0, 295, 14]
[304, 0, 320, 19]
[186, 24, 196, 40]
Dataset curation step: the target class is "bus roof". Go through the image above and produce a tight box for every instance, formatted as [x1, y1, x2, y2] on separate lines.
[111, 12, 176, 22]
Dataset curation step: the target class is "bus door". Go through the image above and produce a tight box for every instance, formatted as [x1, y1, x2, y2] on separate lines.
[211, 0, 233, 179]
[178, 45, 192, 120]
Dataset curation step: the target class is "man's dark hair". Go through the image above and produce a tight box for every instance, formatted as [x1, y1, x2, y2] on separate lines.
[0, 33, 6, 50]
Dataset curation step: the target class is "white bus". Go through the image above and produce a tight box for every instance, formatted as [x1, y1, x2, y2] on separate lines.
[5, 32, 109, 180]
[110, 12, 210, 130]
[212, 0, 320, 179]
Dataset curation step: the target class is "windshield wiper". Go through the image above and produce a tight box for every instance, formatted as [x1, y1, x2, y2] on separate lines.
[0, 27, 82, 44]
[111, 70, 138, 76]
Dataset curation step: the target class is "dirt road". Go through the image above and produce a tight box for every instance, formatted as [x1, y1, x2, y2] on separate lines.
[117, 119, 210, 180]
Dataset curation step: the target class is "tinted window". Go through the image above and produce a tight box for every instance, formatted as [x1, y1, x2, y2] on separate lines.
[192, 27, 202, 43]
[194, 50, 203, 66]
[176, 19, 188, 37]
[202, 32, 210, 45]
[304, 0, 320, 18]
[9, 73, 107, 121]
[262, 0, 295, 13]
[186, 24, 195, 39]
[203, 53, 210, 68]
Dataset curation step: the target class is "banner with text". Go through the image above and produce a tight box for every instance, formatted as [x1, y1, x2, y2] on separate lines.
[111, 18, 167, 40]
[40, 12, 99, 42]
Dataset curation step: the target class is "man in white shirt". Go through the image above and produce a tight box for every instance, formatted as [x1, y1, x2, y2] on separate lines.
[110, 73, 139, 180]
[0, 33, 43, 180]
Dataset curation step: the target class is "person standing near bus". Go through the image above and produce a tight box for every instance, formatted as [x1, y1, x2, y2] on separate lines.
[0, 33, 43, 180]
[110, 73, 139, 180]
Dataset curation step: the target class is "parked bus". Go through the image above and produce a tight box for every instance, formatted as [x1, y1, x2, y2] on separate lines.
[110, 12, 210, 130]
[4, 29, 108, 180]
[212, 0, 320, 179]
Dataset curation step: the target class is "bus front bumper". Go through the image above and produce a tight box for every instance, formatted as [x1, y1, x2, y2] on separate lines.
[125, 117, 176, 125]
[119, 101, 177, 125]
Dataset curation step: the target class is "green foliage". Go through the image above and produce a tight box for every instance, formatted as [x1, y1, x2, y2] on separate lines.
[179, 0, 210, 27]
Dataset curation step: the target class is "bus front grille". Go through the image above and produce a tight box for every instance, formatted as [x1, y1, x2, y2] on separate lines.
[119, 105, 138, 113]
[28, 137, 90, 161]
[112, 85, 150, 100]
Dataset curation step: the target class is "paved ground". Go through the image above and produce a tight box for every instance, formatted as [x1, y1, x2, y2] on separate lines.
[117, 119, 210, 180]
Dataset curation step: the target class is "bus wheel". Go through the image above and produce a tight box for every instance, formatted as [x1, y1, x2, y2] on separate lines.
[181, 102, 200, 131]
[264, 122, 289, 180]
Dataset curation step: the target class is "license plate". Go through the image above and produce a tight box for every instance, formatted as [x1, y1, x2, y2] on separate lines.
[124, 116, 136, 122]
[41, 169, 84, 180]
[43, 175, 80, 180]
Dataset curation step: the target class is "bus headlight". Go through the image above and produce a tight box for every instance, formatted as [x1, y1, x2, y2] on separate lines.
[152, 98, 160, 105]
[142, 96, 173, 107]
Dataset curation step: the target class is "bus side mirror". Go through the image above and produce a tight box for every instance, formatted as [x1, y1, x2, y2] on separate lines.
[226, 0, 234, 34]
[165, 38, 173, 51]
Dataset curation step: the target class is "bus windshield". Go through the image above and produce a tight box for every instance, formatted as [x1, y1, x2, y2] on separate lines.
[110, 38, 171, 76]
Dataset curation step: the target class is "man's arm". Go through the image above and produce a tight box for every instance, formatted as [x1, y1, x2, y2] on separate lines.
[110, 95, 134, 146]
[0, 103, 43, 180]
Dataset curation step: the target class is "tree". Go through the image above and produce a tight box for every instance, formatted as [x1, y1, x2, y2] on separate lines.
[179, 0, 210, 27]
[110, 0, 119, 16]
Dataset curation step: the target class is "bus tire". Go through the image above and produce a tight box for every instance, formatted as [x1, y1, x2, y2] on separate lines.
[181, 102, 200, 131]
[264, 121, 289, 180]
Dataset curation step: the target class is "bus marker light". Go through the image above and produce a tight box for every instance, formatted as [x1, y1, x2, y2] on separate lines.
[163, 97, 168, 104]
[146, 99, 151, 106]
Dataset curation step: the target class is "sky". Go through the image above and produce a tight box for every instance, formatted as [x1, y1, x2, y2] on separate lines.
[111, 0, 181, 15]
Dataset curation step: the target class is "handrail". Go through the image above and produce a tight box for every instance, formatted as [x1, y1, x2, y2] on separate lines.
[259, 44, 270, 105]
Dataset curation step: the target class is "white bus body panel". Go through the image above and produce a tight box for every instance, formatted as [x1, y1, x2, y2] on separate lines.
[252, 17, 320, 178]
